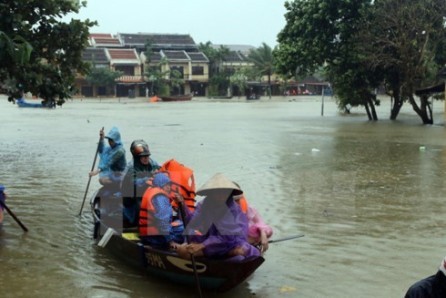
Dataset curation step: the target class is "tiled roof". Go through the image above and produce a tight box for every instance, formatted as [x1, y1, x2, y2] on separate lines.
[119, 33, 198, 51]
[107, 49, 139, 60]
[120, 33, 195, 45]
[90, 33, 114, 39]
[149, 52, 163, 63]
[162, 50, 189, 61]
[224, 51, 247, 62]
[82, 48, 108, 64]
[93, 38, 122, 45]
[187, 52, 209, 62]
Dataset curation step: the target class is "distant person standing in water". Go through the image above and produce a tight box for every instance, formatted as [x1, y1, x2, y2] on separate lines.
[404, 256, 446, 298]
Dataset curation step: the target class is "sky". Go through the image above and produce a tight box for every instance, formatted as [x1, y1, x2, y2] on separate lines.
[66, 0, 289, 47]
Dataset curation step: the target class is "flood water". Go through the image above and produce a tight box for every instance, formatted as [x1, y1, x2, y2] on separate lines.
[1, 95, 446, 298]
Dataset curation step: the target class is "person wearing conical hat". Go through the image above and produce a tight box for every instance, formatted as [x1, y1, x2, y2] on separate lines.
[176, 173, 261, 260]
[404, 256, 446, 297]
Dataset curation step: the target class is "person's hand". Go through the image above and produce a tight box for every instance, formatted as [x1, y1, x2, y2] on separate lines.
[169, 241, 181, 250]
[228, 246, 245, 256]
[259, 230, 269, 253]
[173, 193, 184, 204]
[176, 243, 189, 259]
[186, 243, 205, 255]
[89, 169, 100, 177]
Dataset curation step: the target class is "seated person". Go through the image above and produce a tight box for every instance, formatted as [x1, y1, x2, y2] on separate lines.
[233, 182, 273, 253]
[121, 139, 160, 226]
[176, 173, 261, 261]
[404, 256, 446, 298]
[139, 173, 184, 249]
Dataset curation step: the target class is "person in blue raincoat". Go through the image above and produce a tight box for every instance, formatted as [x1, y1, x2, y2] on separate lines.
[89, 127, 126, 190]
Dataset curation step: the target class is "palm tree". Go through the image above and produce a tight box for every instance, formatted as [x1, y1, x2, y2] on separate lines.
[248, 43, 275, 98]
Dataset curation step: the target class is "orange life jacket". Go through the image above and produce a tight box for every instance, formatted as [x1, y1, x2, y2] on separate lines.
[159, 159, 196, 212]
[139, 187, 169, 236]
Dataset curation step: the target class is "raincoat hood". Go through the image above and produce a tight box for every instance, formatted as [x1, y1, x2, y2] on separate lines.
[105, 127, 122, 145]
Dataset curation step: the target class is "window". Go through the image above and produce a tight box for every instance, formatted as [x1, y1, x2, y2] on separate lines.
[192, 66, 204, 75]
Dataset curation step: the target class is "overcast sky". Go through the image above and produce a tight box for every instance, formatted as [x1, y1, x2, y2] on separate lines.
[67, 0, 289, 47]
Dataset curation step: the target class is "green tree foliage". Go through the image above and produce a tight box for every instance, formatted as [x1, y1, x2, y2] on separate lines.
[199, 42, 231, 96]
[274, 0, 377, 119]
[275, 0, 446, 123]
[248, 43, 276, 98]
[0, 0, 95, 106]
[85, 67, 123, 96]
[0, 31, 32, 66]
[360, 0, 446, 123]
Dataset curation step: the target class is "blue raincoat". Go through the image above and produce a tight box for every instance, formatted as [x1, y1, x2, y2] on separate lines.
[97, 127, 126, 181]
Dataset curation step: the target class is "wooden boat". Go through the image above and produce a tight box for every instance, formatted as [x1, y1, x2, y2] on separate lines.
[90, 195, 265, 292]
[160, 93, 193, 102]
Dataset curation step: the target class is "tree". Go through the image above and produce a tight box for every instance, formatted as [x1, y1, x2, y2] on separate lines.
[0, 0, 95, 106]
[274, 0, 378, 119]
[85, 67, 123, 96]
[248, 43, 275, 98]
[274, 0, 446, 124]
[360, 0, 446, 124]
[199, 42, 231, 96]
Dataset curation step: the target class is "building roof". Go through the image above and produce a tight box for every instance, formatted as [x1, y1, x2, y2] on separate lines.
[212, 44, 255, 55]
[82, 48, 109, 64]
[162, 50, 189, 61]
[224, 51, 247, 63]
[106, 49, 140, 65]
[90, 33, 114, 39]
[119, 33, 198, 51]
[187, 52, 209, 62]
[148, 52, 163, 63]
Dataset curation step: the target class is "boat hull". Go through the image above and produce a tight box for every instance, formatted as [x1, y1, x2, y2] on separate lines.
[90, 195, 264, 292]
[160, 94, 193, 102]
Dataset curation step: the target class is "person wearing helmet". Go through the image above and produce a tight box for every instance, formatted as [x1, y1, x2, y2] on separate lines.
[121, 139, 160, 226]
[139, 173, 184, 249]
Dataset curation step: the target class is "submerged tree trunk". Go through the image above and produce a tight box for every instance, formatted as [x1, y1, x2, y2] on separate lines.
[409, 94, 433, 124]
[390, 89, 404, 120]
[364, 96, 378, 121]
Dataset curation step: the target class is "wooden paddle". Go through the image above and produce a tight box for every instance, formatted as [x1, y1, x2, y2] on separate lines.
[0, 200, 28, 232]
[178, 202, 203, 298]
[79, 127, 104, 216]
[269, 234, 305, 244]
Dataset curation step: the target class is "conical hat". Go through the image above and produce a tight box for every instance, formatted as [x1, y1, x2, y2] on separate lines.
[196, 173, 242, 196]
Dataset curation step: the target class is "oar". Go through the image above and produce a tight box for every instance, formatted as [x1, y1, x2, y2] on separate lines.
[178, 202, 203, 298]
[0, 200, 28, 232]
[79, 127, 103, 216]
[269, 234, 305, 244]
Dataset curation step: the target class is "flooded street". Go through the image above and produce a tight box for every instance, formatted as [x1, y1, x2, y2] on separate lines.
[1, 95, 446, 297]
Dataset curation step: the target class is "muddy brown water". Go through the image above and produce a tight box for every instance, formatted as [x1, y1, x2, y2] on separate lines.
[1, 95, 446, 298]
